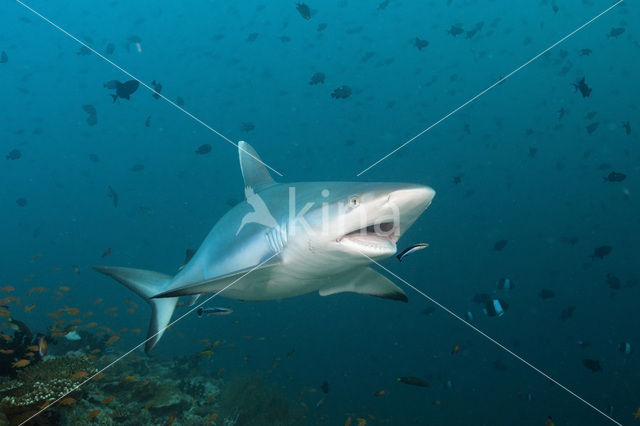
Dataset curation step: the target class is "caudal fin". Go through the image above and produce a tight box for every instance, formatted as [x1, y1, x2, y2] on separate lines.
[93, 266, 178, 353]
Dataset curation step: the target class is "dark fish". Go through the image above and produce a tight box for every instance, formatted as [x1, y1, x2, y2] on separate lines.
[82, 104, 97, 115]
[82, 104, 97, 126]
[309, 72, 325, 85]
[105, 43, 115, 55]
[0, 51, 7, 63]
[151, 80, 162, 99]
[572, 77, 591, 98]
[279, 36, 291, 43]
[317, 23, 327, 32]
[496, 278, 514, 290]
[176, 96, 185, 106]
[473, 293, 491, 304]
[6, 149, 21, 160]
[538, 289, 555, 300]
[447, 24, 464, 37]
[89, 154, 100, 163]
[414, 37, 429, 50]
[607, 27, 625, 38]
[451, 175, 462, 184]
[622, 121, 631, 135]
[145, 115, 151, 127]
[107, 185, 118, 208]
[246, 32, 259, 42]
[606, 273, 620, 290]
[296, 2, 312, 20]
[591, 245, 612, 260]
[603, 171, 626, 182]
[241, 122, 255, 132]
[131, 164, 144, 172]
[321, 380, 329, 394]
[197, 306, 233, 317]
[528, 147, 538, 158]
[579, 48, 592, 56]
[422, 306, 435, 316]
[586, 122, 598, 135]
[397, 376, 429, 387]
[492, 359, 508, 371]
[484, 298, 507, 317]
[557, 107, 567, 120]
[396, 243, 429, 262]
[331, 85, 352, 99]
[493, 239, 508, 251]
[105, 80, 140, 102]
[582, 358, 602, 373]
[77, 46, 91, 56]
[559, 306, 575, 321]
[16, 197, 28, 207]
[195, 144, 211, 155]
[466, 21, 484, 39]
[377, 0, 390, 9]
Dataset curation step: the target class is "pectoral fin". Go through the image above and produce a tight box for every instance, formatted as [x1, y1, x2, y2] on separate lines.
[319, 267, 408, 302]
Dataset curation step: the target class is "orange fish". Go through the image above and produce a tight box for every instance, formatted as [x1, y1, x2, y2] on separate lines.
[122, 375, 136, 382]
[25, 352, 36, 358]
[12, 359, 30, 368]
[205, 414, 218, 424]
[451, 344, 461, 355]
[105, 335, 120, 345]
[345, 417, 352, 426]
[94, 373, 105, 380]
[32, 253, 43, 260]
[59, 286, 70, 292]
[27, 345, 39, 352]
[27, 286, 47, 295]
[24, 304, 36, 313]
[1, 333, 13, 341]
[93, 298, 103, 305]
[24, 274, 35, 282]
[85, 322, 98, 329]
[64, 307, 80, 316]
[53, 291, 64, 298]
[206, 394, 216, 403]
[72, 371, 88, 379]
[165, 411, 176, 426]
[0, 286, 14, 292]
[102, 395, 114, 405]
[0, 349, 14, 354]
[101, 248, 112, 258]
[374, 390, 388, 397]
[0, 307, 10, 318]
[59, 397, 76, 405]
[144, 401, 152, 410]
[126, 308, 136, 314]
[87, 409, 100, 419]
[105, 307, 117, 313]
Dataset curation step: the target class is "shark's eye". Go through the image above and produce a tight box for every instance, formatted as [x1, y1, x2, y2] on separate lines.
[348, 196, 360, 208]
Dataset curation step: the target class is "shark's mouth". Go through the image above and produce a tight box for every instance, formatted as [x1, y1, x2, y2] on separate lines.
[336, 221, 398, 256]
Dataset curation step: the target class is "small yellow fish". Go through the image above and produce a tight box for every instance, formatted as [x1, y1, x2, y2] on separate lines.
[0, 286, 14, 292]
[105, 335, 120, 345]
[59, 286, 70, 292]
[122, 375, 137, 382]
[374, 389, 388, 397]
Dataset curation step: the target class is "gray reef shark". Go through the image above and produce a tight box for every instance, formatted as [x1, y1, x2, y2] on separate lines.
[94, 141, 435, 352]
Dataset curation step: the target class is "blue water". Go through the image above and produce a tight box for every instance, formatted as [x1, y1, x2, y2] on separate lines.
[2, 0, 639, 424]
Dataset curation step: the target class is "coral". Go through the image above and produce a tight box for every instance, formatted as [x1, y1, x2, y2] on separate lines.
[216, 374, 304, 426]
[0, 353, 96, 422]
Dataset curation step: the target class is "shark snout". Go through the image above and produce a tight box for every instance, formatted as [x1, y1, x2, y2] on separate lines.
[389, 185, 435, 212]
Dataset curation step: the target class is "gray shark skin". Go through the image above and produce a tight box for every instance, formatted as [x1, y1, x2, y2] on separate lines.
[94, 141, 435, 352]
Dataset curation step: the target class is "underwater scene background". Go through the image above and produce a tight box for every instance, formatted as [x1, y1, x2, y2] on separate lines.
[1, 0, 639, 425]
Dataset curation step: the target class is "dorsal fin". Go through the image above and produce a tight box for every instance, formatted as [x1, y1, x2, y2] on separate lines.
[238, 141, 275, 193]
